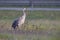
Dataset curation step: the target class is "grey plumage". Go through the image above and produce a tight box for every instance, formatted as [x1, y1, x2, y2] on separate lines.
[12, 8, 26, 30]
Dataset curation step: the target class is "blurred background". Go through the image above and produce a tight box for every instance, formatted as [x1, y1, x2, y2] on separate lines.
[0, 0, 60, 8]
[0, 0, 60, 40]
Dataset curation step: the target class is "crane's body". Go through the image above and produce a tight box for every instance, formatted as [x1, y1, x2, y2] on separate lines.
[18, 10, 26, 26]
[12, 19, 18, 29]
[12, 8, 26, 30]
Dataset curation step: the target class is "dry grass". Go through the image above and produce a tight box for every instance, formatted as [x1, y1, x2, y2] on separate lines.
[0, 19, 60, 32]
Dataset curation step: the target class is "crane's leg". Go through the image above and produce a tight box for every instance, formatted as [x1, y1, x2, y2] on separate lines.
[15, 26, 19, 31]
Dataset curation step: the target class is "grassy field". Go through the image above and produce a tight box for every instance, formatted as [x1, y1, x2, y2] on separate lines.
[0, 32, 60, 40]
[0, 10, 60, 40]
[0, 10, 60, 20]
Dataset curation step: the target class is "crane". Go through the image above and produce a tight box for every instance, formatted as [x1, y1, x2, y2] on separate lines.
[12, 8, 27, 30]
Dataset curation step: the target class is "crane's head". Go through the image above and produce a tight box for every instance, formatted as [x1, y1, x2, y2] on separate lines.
[23, 8, 27, 12]
[23, 8, 29, 16]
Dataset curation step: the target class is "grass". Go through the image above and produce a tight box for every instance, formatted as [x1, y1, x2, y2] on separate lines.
[0, 31, 60, 40]
[0, 10, 60, 20]
[0, 10, 60, 30]
[0, 10, 60, 40]
[0, 33, 13, 40]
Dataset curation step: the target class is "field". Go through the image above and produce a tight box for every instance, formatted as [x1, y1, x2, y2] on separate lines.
[0, 10, 60, 40]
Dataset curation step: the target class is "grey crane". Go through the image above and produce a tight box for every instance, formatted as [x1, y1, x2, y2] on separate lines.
[12, 8, 27, 30]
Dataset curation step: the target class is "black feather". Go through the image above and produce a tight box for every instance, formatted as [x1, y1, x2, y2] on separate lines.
[12, 19, 18, 29]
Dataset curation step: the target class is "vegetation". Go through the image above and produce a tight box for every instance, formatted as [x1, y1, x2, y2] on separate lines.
[0, 30, 60, 40]
[0, 10, 60, 20]
[0, 10, 60, 40]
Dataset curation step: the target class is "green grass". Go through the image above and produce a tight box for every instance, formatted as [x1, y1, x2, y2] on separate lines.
[0, 32, 60, 40]
[29, 10, 60, 20]
[0, 10, 60, 40]
[0, 10, 60, 30]
[0, 10, 60, 20]
[0, 33, 13, 40]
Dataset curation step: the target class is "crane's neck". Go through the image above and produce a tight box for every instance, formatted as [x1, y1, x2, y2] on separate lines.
[18, 9, 26, 26]
[23, 10, 26, 17]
